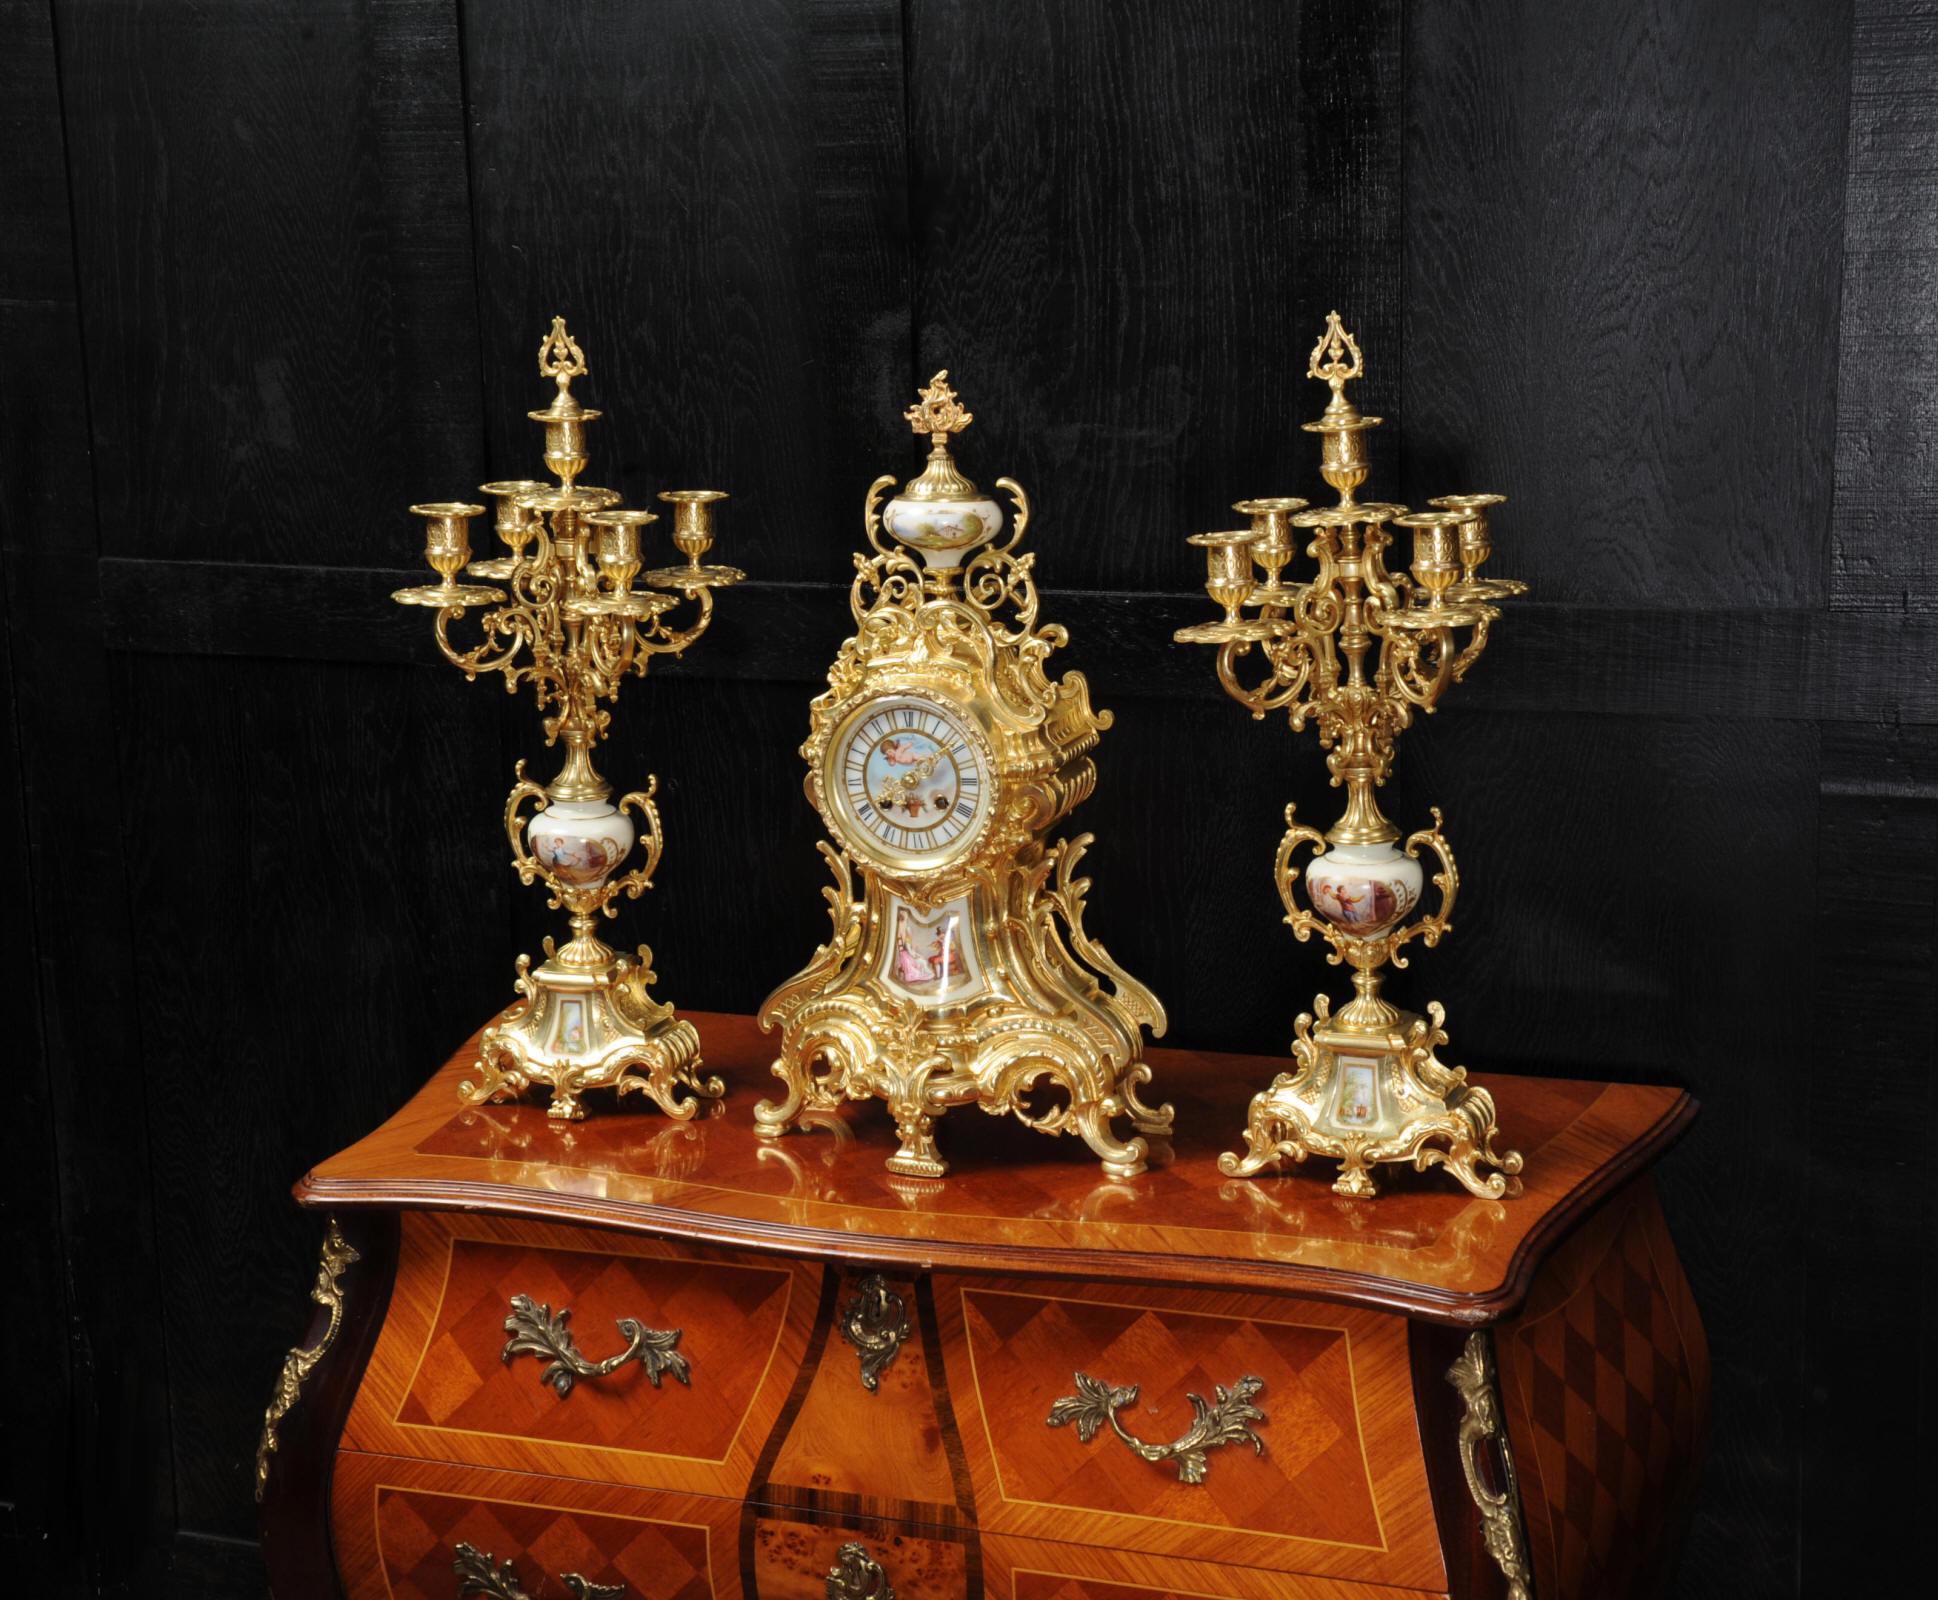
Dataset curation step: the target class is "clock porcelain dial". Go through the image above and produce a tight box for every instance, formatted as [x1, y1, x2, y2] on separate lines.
[823, 694, 993, 872]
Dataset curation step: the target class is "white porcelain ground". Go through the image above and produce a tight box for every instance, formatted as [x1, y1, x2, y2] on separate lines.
[527, 799, 634, 887]
[1306, 841, 1424, 938]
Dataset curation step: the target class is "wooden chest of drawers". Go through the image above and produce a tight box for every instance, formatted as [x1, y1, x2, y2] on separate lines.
[260, 1013, 1706, 1600]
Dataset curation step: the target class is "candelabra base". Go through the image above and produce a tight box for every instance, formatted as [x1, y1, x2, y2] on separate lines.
[1218, 995, 1522, 1200]
[459, 941, 725, 1122]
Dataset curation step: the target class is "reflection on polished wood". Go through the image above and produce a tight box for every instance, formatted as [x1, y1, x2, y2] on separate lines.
[300, 1012, 1694, 1324]
[280, 1013, 1706, 1598]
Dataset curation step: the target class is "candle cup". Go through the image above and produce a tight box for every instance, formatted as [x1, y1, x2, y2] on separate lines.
[658, 489, 729, 569]
[480, 480, 548, 555]
[1187, 530, 1261, 623]
[410, 502, 487, 588]
[1393, 511, 1463, 604]
[585, 509, 657, 594]
[1233, 497, 1308, 587]
[1430, 493, 1506, 584]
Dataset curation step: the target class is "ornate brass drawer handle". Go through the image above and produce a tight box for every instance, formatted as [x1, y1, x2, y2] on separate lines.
[501, 1293, 689, 1397]
[839, 1274, 911, 1392]
[453, 1541, 623, 1600]
[1047, 1371, 1266, 1484]
[826, 1541, 894, 1600]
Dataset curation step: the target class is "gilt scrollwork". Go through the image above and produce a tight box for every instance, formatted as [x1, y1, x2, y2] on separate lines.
[1046, 1371, 1267, 1485]
[254, 1219, 359, 1504]
[838, 1274, 912, 1392]
[500, 1293, 690, 1397]
[393, 318, 737, 1122]
[1178, 314, 1528, 1200]
[826, 1542, 895, 1600]
[1446, 1332, 1534, 1600]
[453, 1541, 624, 1600]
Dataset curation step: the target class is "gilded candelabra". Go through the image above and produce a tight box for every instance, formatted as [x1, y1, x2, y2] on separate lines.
[1177, 313, 1527, 1198]
[394, 318, 741, 1120]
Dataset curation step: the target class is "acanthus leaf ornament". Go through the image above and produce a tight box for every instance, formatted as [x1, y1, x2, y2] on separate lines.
[453, 1542, 626, 1600]
[254, 1219, 359, 1503]
[1046, 1371, 1267, 1485]
[1181, 314, 1526, 1198]
[394, 319, 737, 1122]
[759, 374, 1172, 1179]
[839, 1274, 912, 1392]
[1446, 1332, 1535, 1600]
[826, 1542, 895, 1600]
[500, 1292, 690, 1397]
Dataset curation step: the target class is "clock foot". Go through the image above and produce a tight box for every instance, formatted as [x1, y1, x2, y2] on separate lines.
[886, 1103, 947, 1178]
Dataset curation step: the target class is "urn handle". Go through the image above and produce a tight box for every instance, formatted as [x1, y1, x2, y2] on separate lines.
[501, 1293, 689, 1398]
[1046, 1372, 1266, 1485]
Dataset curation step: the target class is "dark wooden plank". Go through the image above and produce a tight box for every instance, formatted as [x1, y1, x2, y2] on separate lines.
[1831, 0, 1938, 612]
[97, 557, 1938, 728]
[1403, 0, 1850, 610]
[1295, 0, 1405, 492]
[1805, 722, 1937, 1595]
[1, 2, 172, 1592]
[53, 0, 483, 566]
[1421, 714, 1815, 1600]
[0, 383, 73, 1595]
[1804, 8, 1938, 1592]
[0, 1, 81, 1581]
[458, 0, 908, 587]
[108, 653, 509, 1539]
[904, 0, 1315, 594]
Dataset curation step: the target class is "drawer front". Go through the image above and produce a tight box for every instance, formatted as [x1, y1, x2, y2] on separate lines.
[936, 1276, 1444, 1592]
[332, 1451, 740, 1600]
[985, 1534, 1445, 1598]
[750, 1513, 973, 1599]
[343, 1212, 820, 1497]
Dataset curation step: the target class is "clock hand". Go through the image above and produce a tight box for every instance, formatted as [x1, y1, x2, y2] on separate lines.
[873, 750, 944, 811]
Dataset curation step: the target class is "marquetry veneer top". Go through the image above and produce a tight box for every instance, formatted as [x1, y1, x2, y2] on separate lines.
[300, 1011, 1694, 1325]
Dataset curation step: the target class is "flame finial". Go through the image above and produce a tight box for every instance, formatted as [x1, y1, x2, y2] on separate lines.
[899, 370, 978, 500]
[905, 371, 974, 446]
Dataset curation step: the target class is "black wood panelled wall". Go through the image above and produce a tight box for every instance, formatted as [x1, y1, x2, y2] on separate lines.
[1, 1, 1930, 1594]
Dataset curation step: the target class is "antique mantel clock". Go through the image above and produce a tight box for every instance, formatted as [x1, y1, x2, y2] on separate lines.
[757, 373, 1172, 1179]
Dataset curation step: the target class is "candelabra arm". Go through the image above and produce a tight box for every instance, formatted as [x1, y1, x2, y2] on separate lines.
[1388, 809, 1458, 965]
[1216, 636, 1305, 719]
[639, 583, 716, 659]
[587, 616, 636, 684]
[434, 603, 529, 682]
[602, 781, 666, 911]
[1273, 806, 1343, 962]
[1449, 612, 1494, 684]
[1381, 625, 1456, 711]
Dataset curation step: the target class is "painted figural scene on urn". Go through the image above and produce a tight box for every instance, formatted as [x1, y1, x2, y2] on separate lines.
[757, 371, 1172, 1180]
[1177, 313, 1529, 1200]
[393, 318, 741, 1122]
